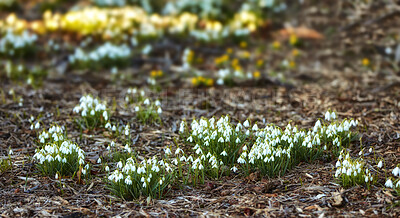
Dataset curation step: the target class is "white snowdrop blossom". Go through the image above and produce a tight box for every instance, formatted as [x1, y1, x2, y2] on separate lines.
[392, 167, 400, 177]
[377, 160, 383, 168]
[386, 178, 393, 188]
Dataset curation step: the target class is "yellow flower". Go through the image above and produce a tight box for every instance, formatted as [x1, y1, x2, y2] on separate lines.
[205, 78, 214, 86]
[191, 77, 199, 86]
[292, 49, 299, 57]
[231, 58, 239, 68]
[256, 59, 264, 67]
[234, 65, 242, 71]
[242, 51, 250, 59]
[214, 54, 229, 65]
[253, 71, 261, 79]
[187, 50, 194, 64]
[240, 41, 247, 48]
[151, 70, 163, 78]
[198, 76, 205, 83]
[289, 34, 298, 46]
[272, 41, 281, 50]
[196, 57, 203, 64]
[289, 60, 296, 69]
[362, 58, 370, 67]
[226, 48, 233, 54]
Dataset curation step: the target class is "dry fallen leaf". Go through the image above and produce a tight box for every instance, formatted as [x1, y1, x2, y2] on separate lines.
[332, 191, 344, 207]
[277, 26, 324, 40]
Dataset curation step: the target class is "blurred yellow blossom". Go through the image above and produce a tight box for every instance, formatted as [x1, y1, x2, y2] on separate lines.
[272, 41, 281, 50]
[289, 34, 298, 46]
[362, 58, 370, 67]
[256, 59, 264, 68]
[253, 71, 261, 79]
[292, 49, 299, 57]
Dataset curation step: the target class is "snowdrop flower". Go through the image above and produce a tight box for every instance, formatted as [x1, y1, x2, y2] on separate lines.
[195, 148, 202, 154]
[55, 173, 59, 180]
[235, 137, 241, 144]
[135, 106, 140, 112]
[377, 161, 383, 168]
[97, 158, 102, 164]
[369, 148, 372, 153]
[231, 166, 238, 172]
[175, 148, 182, 155]
[385, 178, 393, 188]
[331, 111, 336, 120]
[8, 149, 13, 155]
[105, 122, 111, 129]
[252, 124, 258, 131]
[165, 147, 171, 155]
[105, 166, 110, 171]
[243, 120, 250, 128]
[143, 98, 150, 105]
[35, 122, 40, 129]
[187, 136, 193, 142]
[103, 111, 108, 120]
[325, 111, 331, 121]
[112, 125, 116, 131]
[179, 121, 185, 133]
[125, 176, 132, 185]
[220, 150, 228, 156]
[392, 167, 400, 177]
[157, 107, 162, 114]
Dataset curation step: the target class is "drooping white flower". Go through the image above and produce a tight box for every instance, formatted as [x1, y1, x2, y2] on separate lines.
[105, 122, 111, 129]
[377, 161, 383, 168]
[331, 111, 336, 120]
[231, 166, 238, 172]
[252, 124, 258, 131]
[243, 120, 250, 128]
[385, 178, 393, 188]
[325, 111, 331, 121]
[392, 167, 400, 177]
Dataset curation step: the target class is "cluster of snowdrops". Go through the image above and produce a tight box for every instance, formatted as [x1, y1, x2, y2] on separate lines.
[28, 92, 399, 200]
